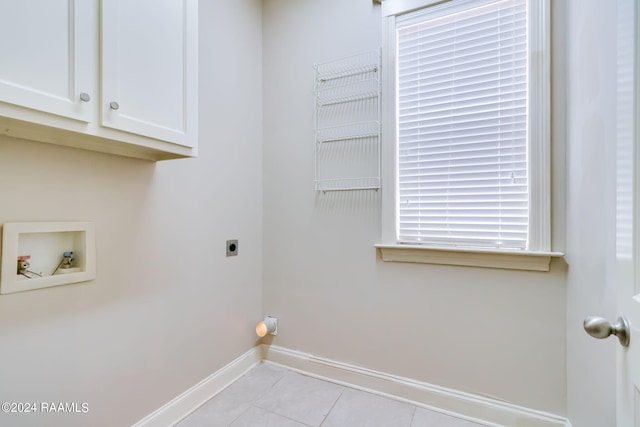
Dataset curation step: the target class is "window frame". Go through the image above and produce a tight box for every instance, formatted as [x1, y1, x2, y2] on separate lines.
[377, 0, 562, 271]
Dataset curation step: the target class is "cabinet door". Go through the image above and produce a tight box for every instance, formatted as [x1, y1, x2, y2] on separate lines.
[0, 0, 94, 122]
[101, 0, 198, 148]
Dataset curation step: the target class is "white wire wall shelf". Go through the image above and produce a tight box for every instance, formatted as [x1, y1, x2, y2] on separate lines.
[317, 64, 379, 82]
[317, 121, 380, 144]
[315, 177, 381, 193]
[314, 49, 381, 193]
[315, 79, 379, 106]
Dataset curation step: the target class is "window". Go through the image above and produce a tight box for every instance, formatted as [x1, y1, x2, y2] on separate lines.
[378, 0, 558, 270]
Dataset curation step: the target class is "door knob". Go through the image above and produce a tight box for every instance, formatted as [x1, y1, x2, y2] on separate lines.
[583, 316, 630, 347]
[109, 101, 120, 111]
[79, 92, 91, 102]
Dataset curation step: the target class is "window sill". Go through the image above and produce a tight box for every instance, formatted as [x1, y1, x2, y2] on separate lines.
[375, 244, 564, 272]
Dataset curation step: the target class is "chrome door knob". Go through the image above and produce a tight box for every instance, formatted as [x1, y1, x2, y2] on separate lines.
[79, 92, 91, 102]
[109, 101, 120, 111]
[584, 316, 630, 347]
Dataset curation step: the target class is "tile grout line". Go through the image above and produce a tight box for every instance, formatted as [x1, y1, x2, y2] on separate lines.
[224, 364, 290, 427]
[249, 404, 314, 427]
[262, 366, 287, 395]
[409, 405, 417, 427]
[224, 404, 253, 427]
[248, 368, 324, 426]
[318, 389, 345, 427]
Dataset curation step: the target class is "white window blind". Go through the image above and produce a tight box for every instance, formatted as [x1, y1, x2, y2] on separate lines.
[396, 0, 529, 250]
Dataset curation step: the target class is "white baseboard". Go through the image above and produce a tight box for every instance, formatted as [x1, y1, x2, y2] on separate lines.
[132, 346, 262, 427]
[262, 344, 572, 427]
[134, 344, 572, 427]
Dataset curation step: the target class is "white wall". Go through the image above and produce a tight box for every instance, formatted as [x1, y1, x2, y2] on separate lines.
[0, 1, 263, 426]
[565, 1, 618, 426]
[262, 0, 567, 416]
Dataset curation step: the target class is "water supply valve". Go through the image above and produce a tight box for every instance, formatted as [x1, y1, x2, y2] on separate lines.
[61, 251, 74, 269]
[17, 255, 30, 275]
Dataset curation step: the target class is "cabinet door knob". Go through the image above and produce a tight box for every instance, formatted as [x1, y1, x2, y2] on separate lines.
[109, 101, 120, 111]
[79, 93, 91, 102]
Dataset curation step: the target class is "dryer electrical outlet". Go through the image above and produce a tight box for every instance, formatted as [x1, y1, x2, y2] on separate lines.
[226, 240, 238, 257]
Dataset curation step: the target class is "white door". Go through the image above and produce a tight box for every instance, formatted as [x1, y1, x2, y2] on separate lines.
[0, 0, 94, 122]
[101, 0, 198, 148]
[616, 0, 639, 425]
[584, 1, 639, 424]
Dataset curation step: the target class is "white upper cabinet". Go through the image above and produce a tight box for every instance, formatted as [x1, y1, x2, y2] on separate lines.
[0, 0, 93, 122]
[101, 0, 197, 148]
[0, 0, 198, 161]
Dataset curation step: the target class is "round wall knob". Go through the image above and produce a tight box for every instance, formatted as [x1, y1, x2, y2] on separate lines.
[79, 93, 91, 102]
[109, 101, 120, 111]
[583, 315, 630, 347]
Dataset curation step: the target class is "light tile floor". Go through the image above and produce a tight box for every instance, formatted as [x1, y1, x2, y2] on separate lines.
[177, 362, 488, 427]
